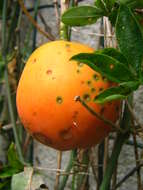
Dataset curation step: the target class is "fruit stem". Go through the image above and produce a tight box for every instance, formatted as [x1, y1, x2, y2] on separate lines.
[75, 96, 124, 133]
[2, 0, 25, 164]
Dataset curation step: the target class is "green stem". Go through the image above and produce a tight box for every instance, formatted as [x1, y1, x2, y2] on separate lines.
[99, 102, 131, 190]
[2, 0, 24, 163]
[59, 151, 74, 190]
[4, 69, 24, 163]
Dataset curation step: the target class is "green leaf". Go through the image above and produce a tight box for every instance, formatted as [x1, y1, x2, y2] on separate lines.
[119, 0, 143, 8]
[94, 81, 140, 103]
[0, 166, 21, 178]
[62, 6, 102, 26]
[116, 4, 143, 75]
[8, 143, 24, 170]
[95, 0, 116, 14]
[96, 48, 128, 65]
[108, 7, 118, 26]
[71, 53, 136, 83]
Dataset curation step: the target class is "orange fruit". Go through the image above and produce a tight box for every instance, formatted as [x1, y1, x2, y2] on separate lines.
[16, 40, 120, 151]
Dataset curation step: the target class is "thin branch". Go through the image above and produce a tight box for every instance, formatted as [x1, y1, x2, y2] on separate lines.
[18, 0, 55, 40]
[53, 0, 60, 27]
[38, 12, 54, 35]
[132, 133, 142, 190]
[74, 96, 123, 133]
[113, 163, 143, 190]
[54, 151, 62, 190]
[27, 168, 34, 190]
[126, 100, 143, 130]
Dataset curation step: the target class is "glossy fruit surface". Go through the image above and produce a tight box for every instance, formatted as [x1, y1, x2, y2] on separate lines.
[16, 40, 120, 150]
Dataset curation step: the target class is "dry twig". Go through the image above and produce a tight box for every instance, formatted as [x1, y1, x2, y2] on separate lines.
[18, 0, 55, 40]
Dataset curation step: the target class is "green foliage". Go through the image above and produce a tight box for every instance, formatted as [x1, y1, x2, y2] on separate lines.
[95, 0, 116, 14]
[0, 143, 24, 189]
[119, 0, 143, 8]
[0, 143, 24, 178]
[94, 81, 139, 103]
[62, 6, 102, 26]
[116, 4, 143, 76]
[96, 48, 128, 65]
[71, 53, 136, 83]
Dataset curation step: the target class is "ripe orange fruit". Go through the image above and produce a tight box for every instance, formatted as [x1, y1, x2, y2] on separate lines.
[16, 40, 120, 151]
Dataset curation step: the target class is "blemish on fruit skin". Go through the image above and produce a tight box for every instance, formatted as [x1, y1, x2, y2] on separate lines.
[33, 132, 52, 145]
[77, 69, 80, 74]
[81, 80, 84, 84]
[91, 88, 96, 93]
[65, 44, 70, 48]
[46, 69, 52, 75]
[87, 80, 92, 86]
[72, 111, 79, 119]
[33, 112, 37, 116]
[99, 87, 104, 92]
[52, 77, 56, 80]
[33, 58, 36, 63]
[83, 93, 91, 102]
[59, 127, 72, 140]
[100, 107, 105, 115]
[56, 96, 63, 104]
[93, 74, 99, 81]
[116, 106, 119, 112]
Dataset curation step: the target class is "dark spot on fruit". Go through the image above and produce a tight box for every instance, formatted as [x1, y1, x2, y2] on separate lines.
[33, 112, 37, 116]
[77, 69, 80, 73]
[83, 93, 91, 102]
[65, 43, 70, 48]
[99, 87, 104, 92]
[52, 77, 56, 80]
[81, 80, 84, 84]
[59, 127, 72, 140]
[46, 69, 52, 75]
[57, 51, 61, 54]
[33, 132, 52, 145]
[33, 58, 36, 63]
[100, 107, 105, 115]
[56, 96, 63, 104]
[87, 80, 92, 86]
[72, 111, 79, 119]
[91, 88, 96, 93]
[116, 106, 119, 112]
[93, 74, 99, 81]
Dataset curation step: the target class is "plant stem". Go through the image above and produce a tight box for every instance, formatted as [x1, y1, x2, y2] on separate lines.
[2, 0, 24, 163]
[54, 151, 62, 190]
[99, 102, 131, 190]
[59, 151, 74, 190]
[60, 0, 69, 40]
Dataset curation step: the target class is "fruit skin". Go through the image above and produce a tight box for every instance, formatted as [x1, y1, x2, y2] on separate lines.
[16, 40, 120, 151]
